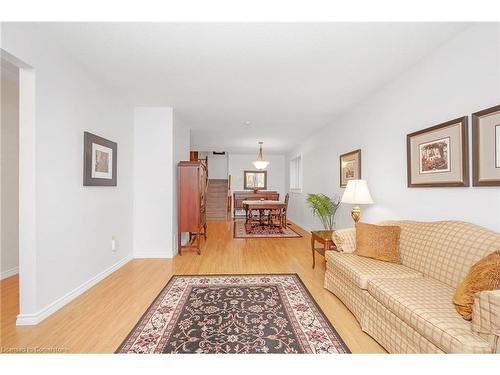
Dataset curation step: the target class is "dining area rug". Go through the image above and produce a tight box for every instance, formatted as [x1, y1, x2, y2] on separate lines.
[233, 220, 302, 238]
[116, 274, 350, 354]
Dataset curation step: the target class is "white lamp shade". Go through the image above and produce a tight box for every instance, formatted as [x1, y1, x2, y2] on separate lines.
[252, 160, 269, 170]
[341, 179, 374, 205]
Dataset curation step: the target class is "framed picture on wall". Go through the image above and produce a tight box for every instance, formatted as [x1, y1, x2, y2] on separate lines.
[406, 117, 469, 187]
[243, 170, 267, 190]
[83, 131, 117, 186]
[340, 149, 361, 188]
[472, 104, 500, 186]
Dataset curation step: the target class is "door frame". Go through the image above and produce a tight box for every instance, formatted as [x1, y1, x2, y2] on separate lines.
[1, 49, 38, 325]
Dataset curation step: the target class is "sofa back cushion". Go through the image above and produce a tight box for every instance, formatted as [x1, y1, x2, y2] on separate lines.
[354, 222, 401, 263]
[380, 220, 500, 289]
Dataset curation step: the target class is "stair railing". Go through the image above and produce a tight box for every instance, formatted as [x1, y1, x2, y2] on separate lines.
[227, 175, 232, 213]
[198, 156, 208, 187]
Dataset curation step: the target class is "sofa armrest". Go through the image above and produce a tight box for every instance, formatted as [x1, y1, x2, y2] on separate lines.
[332, 228, 356, 253]
[471, 289, 500, 353]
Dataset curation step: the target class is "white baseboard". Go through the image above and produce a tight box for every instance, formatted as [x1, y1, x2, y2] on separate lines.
[16, 255, 132, 326]
[1, 266, 19, 280]
[133, 252, 171, 259]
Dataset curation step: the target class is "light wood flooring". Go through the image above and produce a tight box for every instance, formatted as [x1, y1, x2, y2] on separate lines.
[0, 220, 384, 353]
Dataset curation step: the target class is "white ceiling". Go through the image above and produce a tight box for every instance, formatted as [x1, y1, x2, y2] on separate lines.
[35, 22, 470, 153]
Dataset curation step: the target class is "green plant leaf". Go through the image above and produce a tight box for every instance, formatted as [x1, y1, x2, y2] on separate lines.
[306, 193, 341, 230]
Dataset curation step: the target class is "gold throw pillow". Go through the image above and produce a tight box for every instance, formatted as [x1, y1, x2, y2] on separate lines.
[354, 222, 401, 263]
[453, 250, 500, 320]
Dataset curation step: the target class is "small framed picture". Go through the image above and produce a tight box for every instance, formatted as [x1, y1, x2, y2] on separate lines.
[407, 117, 469, 187]
[340, 149, 361, 188]
[83, 131, 117, 186]
[472, 104, 500, 186]
[243, 170, 267, 190]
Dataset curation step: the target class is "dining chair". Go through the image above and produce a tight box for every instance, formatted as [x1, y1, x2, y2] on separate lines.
[266, 193, 279, 223]
[267, 193, 289, 227]
[281, 193, 289, 228]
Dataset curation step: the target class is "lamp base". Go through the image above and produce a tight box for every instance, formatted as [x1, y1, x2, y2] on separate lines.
[351, 206, 361, 223]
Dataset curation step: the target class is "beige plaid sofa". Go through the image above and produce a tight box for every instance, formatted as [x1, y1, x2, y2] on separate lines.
[324, 220, 500, 353]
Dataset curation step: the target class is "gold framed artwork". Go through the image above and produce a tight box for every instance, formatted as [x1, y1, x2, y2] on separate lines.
[472, 104, 500, 186]
[340, 149, 361, 188]
[406, 117, 469, 187]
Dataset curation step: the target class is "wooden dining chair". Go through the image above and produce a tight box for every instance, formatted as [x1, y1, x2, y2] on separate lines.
[281, 193, 289, 228]
[267, 193, 289, 227]
[249, 208, 261, 225]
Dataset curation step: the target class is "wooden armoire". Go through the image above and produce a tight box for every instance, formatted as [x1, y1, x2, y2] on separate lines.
[177, 160, 207, 255]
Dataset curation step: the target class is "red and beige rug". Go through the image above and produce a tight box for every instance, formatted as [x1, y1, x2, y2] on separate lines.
[116, 274, 350, 354]
[233, 220, 302, 238]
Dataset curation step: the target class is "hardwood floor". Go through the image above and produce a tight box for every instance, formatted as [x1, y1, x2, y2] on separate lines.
[0, 220, 385, 353]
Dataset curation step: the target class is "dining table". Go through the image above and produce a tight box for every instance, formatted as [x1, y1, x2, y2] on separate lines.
[242, 200, 287, 228]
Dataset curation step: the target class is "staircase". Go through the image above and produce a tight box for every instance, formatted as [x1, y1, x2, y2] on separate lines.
[206, 179, 228, 220]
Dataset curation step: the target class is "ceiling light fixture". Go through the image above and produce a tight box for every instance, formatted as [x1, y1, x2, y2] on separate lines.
[252, 141, 270, 170]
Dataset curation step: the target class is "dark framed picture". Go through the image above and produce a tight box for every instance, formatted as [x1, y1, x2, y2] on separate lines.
[472, 104, 500, 186]
[83, 131, 117, 186]
[407, 117, 469, 187]
[243, 170, 267, 190]
[340, 149, 361, 188]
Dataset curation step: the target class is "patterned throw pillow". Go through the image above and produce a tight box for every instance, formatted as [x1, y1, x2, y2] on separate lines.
[453, 250, 500, 320]
[354, 222, 401, 263]
[332, 228, 356, 253]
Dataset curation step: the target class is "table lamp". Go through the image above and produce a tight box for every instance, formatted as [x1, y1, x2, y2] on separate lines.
[341, 179, 374, 223]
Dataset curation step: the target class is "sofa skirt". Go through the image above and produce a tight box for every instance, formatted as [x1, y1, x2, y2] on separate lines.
[324, 268, 443, 353]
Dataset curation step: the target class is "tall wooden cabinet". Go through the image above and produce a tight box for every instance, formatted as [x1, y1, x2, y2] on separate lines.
[177, 161, 207, 255]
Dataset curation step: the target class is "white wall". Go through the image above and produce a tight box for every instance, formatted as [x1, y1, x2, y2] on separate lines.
[199, 151, 228, 180]
[2, 25, 191, 323]
[172, 111, 190, 255]
[287, 24, 500, 232]
[133, 108, 190, 258]
[1, 65, 19, 279]
[2, 24, 135, 322]
[228, 153, 286, 214]
[133, 107, 173, 258]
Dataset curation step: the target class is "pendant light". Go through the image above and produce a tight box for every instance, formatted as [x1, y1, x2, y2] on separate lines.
[252, 141, 270, 170]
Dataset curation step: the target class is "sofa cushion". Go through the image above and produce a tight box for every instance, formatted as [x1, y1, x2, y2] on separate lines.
[355, 222, 401, 263]
[381, 220, 500, 289]
[325, 252, 421, 290]
[453, 250, 500, 319]
[367, 277, 492, 353]
[332, 228, 356, 253]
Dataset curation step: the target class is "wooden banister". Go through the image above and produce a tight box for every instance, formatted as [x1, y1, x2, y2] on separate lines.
[227, 175, 232, 213]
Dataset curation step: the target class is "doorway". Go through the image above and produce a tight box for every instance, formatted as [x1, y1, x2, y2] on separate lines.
[1, 49, 37, 325]
[1, 58, 19, 281]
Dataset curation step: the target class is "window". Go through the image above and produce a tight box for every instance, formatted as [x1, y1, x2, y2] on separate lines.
[289, 156, 302, 191]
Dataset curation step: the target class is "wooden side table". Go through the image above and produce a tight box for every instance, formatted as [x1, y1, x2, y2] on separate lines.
[311, 230, 336, 268]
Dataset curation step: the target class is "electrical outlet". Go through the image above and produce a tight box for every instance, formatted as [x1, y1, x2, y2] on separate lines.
[111, 236, 117, 252]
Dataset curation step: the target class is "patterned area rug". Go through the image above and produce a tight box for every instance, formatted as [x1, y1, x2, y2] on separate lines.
[116, 274, 350, 354]
[233, 220, 302, 238]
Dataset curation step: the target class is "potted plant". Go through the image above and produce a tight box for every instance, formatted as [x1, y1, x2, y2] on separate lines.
[306, 193, 341, 230]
